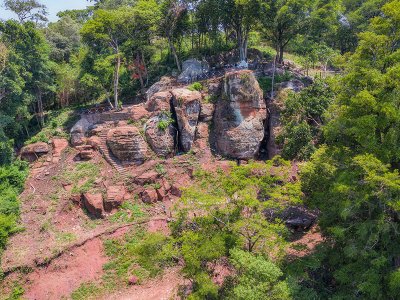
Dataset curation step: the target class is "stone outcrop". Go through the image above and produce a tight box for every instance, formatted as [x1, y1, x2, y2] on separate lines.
[82, 193, 104, 218]
[105, 185, 127, 211]
[141, 188, 158, 204]
[106, 126, 148, 164]
[178, 59, 209, 83]
[145, 116, 176, 157]
[21, 142, 50, 162]
[70, 118, 90, 146]
[52, 139, 68, 159]
[76, 145, 95, 160]
[145, 91, 172, 114]
[213, 70, 267, 159]
[171, 88, 202, 152]
[146, 76, 175, 100]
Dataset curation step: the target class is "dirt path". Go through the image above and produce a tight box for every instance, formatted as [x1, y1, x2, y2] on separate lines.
[101, 267, 185, 300]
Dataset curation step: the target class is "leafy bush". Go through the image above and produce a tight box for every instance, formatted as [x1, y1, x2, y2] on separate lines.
[278, 79, 334, 160]
[0, 160, 28, 253]
[188, 82, 203, 92]
[157, 111, 174, 131]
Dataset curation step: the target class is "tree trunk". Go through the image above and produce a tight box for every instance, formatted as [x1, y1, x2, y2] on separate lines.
[237, 29, 248, 62]
[36, 88, 44, 128]
[114, 50, 121, 109]
[277, 45, 284, 64]
[168, 37, 181, 72]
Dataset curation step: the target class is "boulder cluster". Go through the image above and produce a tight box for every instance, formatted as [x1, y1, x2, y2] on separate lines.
[68, 69, 269, 164]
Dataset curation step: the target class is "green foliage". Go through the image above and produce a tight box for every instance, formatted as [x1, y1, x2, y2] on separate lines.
[229, 248, 291, 300]
[62, 162, 101, 194]
[156, 111, 174, 131]
[278, 79, 335, 160]
[188, 82, 203, 92]
[0, 160, 28, 254]
[103, 228, 176, 283]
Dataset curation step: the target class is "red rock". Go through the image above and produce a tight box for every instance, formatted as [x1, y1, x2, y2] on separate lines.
[21, 142, 50, 162]
[162, 178, 171, 192]
[52, 138, 68, 158]
[141, 188, 158, 204]
[87, 136, 101, 150]
[144, 116, 176, 158]
[171, 88, 202, 152]
[128, 276, 139, 285]
[156, 187, 167, 201]
[214, 70, 267, 159]
[104, 185, 126, 211]
[135, 171, 159, 185]
[170, 185, 182, 197]
[83, 193, 104, 218]
[70, 194, 82, 207]
[106, 126, 148, 164]
[145, 91, 172, 114]
[130, 104, 151, 120]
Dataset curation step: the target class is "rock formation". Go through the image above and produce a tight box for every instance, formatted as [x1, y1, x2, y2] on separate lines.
[145, 116, 176, 157]
[106, 126, 148, 164]
[21, 142, 50, 162]
[213, 70, 267, 159]
[171, 88, 202, 152]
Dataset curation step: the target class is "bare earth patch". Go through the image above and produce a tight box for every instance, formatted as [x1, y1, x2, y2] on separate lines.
[24, 238, 107, 300]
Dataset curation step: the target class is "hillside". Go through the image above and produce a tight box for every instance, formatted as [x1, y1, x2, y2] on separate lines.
[1, 0, 400, 299]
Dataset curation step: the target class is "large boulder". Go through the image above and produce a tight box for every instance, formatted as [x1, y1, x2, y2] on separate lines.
[178, 59, 209, 83]
[70, 118, 91, 147]
[21, 142, 50, 162]
[213, 70, 267, 159]
[171, 88, 202, 152]
[145, 115, 176, 157]
[82, 193, 104, 218]
[146, 76, 175, 100]
[145, 91, 172, 114]
[105, 185, 127, 211]
[106, 126, 148, 164]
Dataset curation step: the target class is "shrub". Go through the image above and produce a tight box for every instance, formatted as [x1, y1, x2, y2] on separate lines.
[188, 82, 203, 92]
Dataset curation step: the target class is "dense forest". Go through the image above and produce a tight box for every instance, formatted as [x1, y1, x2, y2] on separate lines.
[1, 0, 400, 299]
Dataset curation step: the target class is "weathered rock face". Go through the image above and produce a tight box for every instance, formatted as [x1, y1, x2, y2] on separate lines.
[21, 142, 50, 162]
[145, 116, 176, 157]
[178, 59, 209, 83]
[105, 185, 127, 211]
[171, 88, 202, 152]
[145, 91, 172, 114]
[213, 70, 267, 159]
[70, 118, 90, 147]
[82, 193, 104, 218]
[106, 126, 148, 164]
[146, 76, 175, 100]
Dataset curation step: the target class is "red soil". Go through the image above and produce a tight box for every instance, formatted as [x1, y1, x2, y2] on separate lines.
[24, 238, 107, 300]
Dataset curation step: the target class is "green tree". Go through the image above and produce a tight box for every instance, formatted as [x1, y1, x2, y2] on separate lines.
[229, 248, 291, 300]
[261, 0, 312, 63]
[3, 0, 48, 23]
[81, 8, 136, 108]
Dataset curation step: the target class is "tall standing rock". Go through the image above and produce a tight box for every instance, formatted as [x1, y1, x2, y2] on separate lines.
[145, 115, 177, 157]
[213, 70, 267, 159]
[106, 126, 148, 164]
[171, 88, 202, 152]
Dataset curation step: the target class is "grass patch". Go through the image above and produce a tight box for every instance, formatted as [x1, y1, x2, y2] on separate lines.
[110, 202, 146, 224]
[103, 227, 176, 284]
[62, 162, 102, 195]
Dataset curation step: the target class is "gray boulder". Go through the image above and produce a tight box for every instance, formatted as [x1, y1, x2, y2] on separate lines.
[178, 59, 209, 83]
